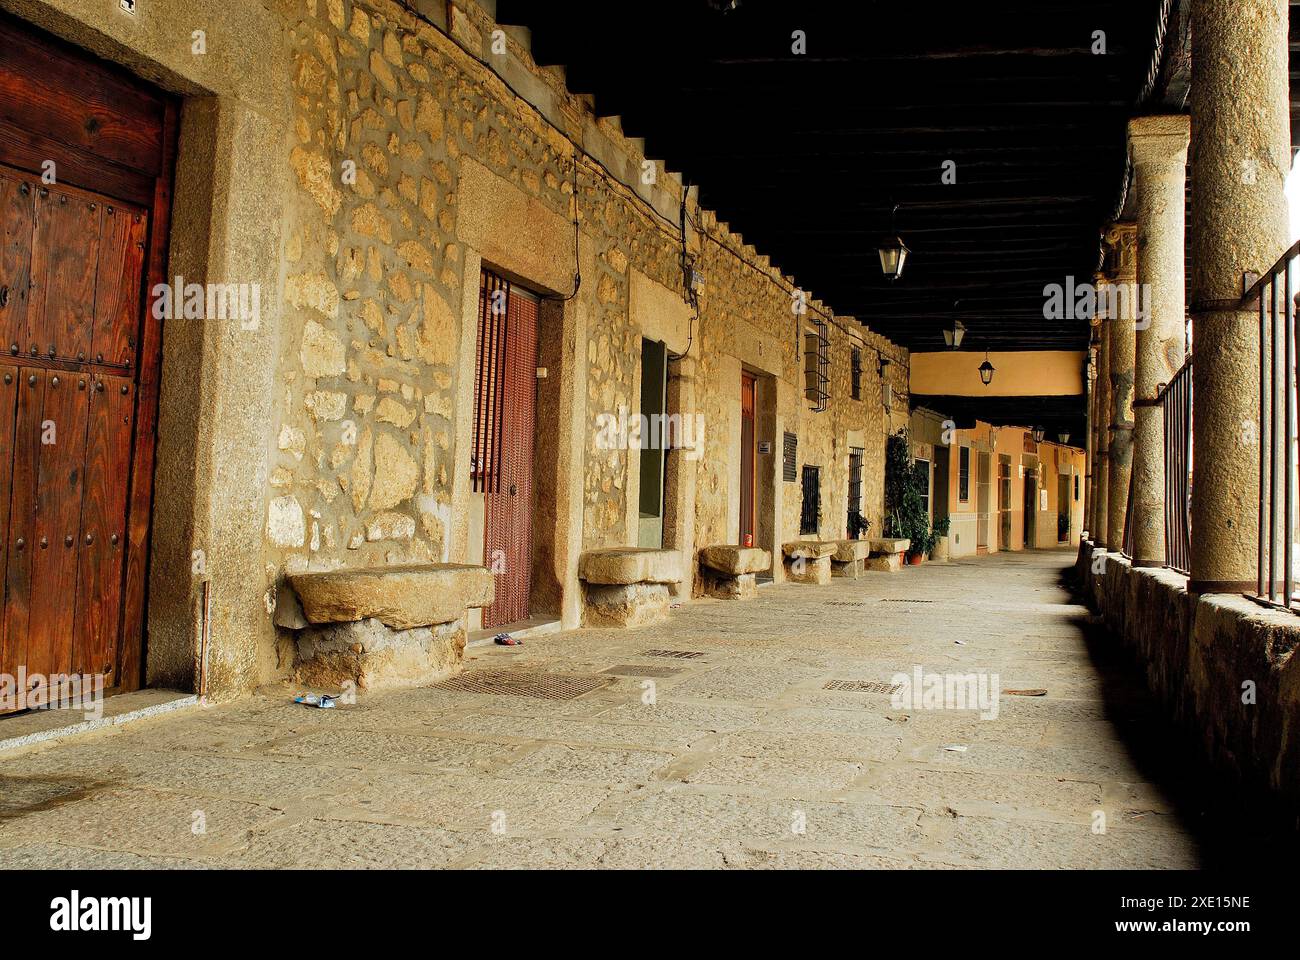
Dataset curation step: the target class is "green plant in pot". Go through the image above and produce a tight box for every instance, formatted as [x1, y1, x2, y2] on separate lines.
[884, 431, 935, 564]
[930, 515, 951, 561]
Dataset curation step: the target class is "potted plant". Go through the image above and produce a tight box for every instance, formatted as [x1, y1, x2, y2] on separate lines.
[930, 515, 951, 562]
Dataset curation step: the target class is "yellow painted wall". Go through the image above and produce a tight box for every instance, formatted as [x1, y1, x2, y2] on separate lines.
[910, 351, 1086, 397]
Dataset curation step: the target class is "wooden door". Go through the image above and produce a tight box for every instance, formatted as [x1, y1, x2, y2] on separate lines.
[0, 15, 176, 707]
[474, 272, 539, 630]
[739, 373, 756, 547]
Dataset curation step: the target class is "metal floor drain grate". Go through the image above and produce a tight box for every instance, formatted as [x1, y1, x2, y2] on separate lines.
[433, 670, 612, 700]
[600, 664, 684, 678]
[827, 601, 872, 607]
[642, 649, 706, 659]
[879, 598, 937, 603]
[823, 679, 904, 695]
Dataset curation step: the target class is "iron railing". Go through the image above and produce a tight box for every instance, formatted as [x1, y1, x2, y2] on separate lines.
[1243, 242, 1300, 609]
[1155, 356, 1192, 575]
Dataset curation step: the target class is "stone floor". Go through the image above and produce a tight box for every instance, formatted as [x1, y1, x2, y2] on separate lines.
[0, 549, 1273, 869]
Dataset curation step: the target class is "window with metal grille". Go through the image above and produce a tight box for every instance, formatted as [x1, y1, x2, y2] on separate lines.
[1074, 473, 1080, 501]
[847, 447, 865, 536]
[782, 431, 798, 482]
[803, 318, 829, 412]
[472, 270, 510, 494]
[850, 348, 862, 400]
[800, 465, 821, 535]
[958, 445, 970, 503]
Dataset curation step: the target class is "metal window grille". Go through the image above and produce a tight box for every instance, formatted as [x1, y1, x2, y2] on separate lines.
[472, 270, 510, 494]
[958, 446, 970, 502]
[848, 447, 864, 536]
[851, 348, 862, 401]
[800, 465, 821, 535]
[804, 318, 829, 412]
[782, 431, 798, 482]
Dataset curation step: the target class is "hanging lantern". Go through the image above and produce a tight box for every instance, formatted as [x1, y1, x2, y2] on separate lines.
[978, 351, 995, 386]
[1032, 426, 1046, 444]
[943, 320, 966, 350]
[877, 204, 909, 281]
[1057, 432, 1070, 445]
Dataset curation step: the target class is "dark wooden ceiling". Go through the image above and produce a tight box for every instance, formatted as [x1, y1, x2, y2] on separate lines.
[497, 0, 1177, 353]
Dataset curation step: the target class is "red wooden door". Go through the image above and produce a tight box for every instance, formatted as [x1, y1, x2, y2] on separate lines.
[740, 372, 756, 547]
[0, 16, 177, 708]
[473, 272, 539, 629]
[0, 171, 146, 704]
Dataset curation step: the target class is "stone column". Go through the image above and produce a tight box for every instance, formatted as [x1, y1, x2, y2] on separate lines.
[1129, 116, 1190, 566]
[1104, 225, 1138, 551]
[1092, 280, 1111, 547]
[1189, 0, 1291, 592]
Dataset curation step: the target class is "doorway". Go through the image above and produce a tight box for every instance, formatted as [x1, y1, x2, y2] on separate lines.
[1023, 466, 1038, 548]
[1057, 473, 1071, 543]
[998, 455, 1012, 549]
[975, 451, 991, 553]
[739, 372, 756, 547]
[638, 339, 667, 548]
[0, 19, 175, 708]
[473, 271, 539, 629]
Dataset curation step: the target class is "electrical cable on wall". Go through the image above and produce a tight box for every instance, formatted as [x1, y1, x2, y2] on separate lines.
[556, 152, 582, 302]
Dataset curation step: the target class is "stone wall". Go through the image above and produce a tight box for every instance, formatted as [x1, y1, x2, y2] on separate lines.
[2, 0, 909, 696]
[1075, 542, 1300, 815]
[268, 0, 907, 615]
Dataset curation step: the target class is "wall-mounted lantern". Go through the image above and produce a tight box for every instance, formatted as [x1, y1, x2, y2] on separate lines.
[943, 320, 966, 350]
[1032, 426, 1046, 444]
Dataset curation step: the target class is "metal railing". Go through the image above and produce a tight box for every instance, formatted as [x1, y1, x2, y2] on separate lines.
[1243, 241, 1300, 609]
[1155, 356, 1192, 575]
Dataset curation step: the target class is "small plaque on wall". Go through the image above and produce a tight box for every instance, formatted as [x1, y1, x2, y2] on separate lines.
[758, 440, 773, 455]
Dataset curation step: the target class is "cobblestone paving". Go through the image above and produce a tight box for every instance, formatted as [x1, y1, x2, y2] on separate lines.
[0, 550, 1221, 868]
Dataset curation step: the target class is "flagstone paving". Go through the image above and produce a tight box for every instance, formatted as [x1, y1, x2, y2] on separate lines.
[0, 549, 1275, 869]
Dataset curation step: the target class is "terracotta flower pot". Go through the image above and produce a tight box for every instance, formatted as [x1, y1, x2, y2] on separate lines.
[907, 551, 925, 566]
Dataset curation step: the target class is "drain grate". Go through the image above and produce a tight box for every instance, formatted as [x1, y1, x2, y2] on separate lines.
[601, 664, 683, 678]
[879, 598, 937, 603]
[826, 601, 872, 607]
[642, 649, 706, 659]
[823, 679, 903, 695]
[433, 670, 612, 701]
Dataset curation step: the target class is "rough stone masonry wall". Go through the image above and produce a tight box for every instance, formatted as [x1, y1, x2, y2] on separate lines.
[1075, 542, 1300, 816]
[250, 0, 909, 675]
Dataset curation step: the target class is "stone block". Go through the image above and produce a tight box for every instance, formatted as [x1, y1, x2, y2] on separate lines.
[579, 548, 682, 585]
[831, 539, 871, 563]
[785, 554, 832, 585]
[869, 538, 911, 555]
[289, 563, 493, 631]
[832, 558, 865, 579]
[294, 617, 465, 690]
[865, 554, 902, 573]
[699, 545, 771, 576]
[583, 582, 670, 627]
[702, 571, 757, 600]
[782, 540, 837, 560]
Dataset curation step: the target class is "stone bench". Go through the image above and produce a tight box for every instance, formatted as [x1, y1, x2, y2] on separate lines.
[866, 537, 911, 573]
[830, 539, 872, 579]
[579, 548, 682, 627]
[698, 545, 772, 599]
[782, 540, 837, 585]
[287, 563, 493, 690]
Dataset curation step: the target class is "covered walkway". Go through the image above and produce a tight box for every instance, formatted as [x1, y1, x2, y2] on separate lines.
[0, 551, 1261, 869]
